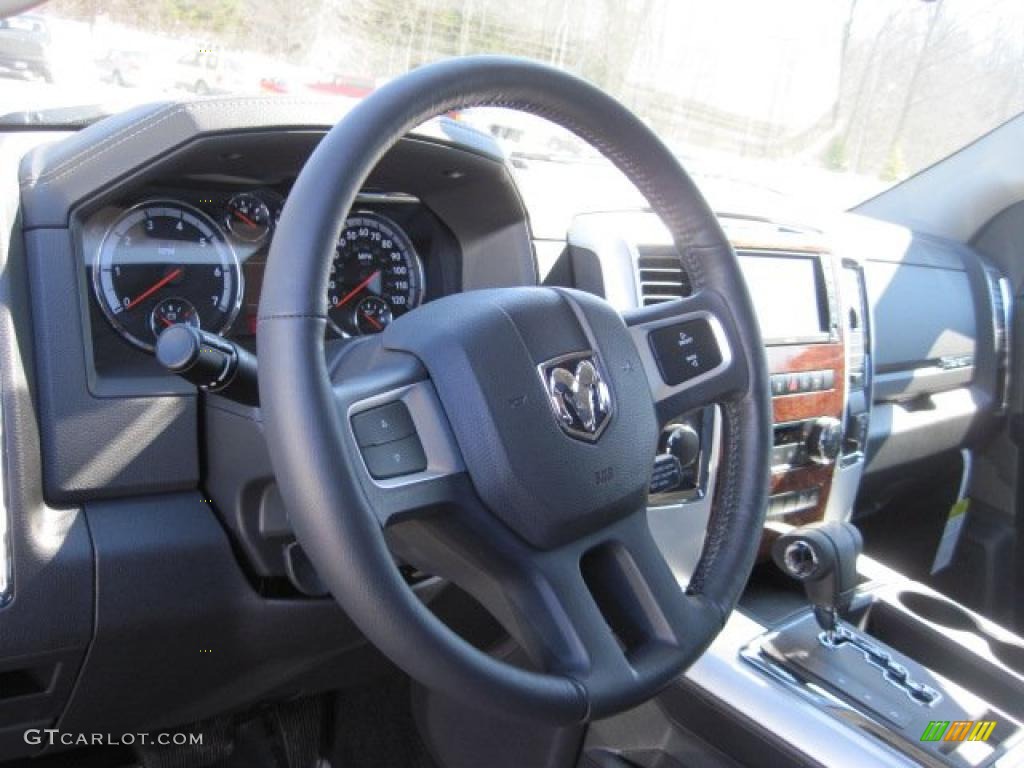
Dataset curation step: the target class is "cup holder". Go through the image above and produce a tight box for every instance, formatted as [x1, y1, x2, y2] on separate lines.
[897, 590, 1024, 676]
[897, 591, 976, 631]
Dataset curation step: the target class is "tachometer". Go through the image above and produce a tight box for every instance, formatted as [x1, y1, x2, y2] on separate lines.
[93, 201, 243, 351]
[327, 212, 424, 336]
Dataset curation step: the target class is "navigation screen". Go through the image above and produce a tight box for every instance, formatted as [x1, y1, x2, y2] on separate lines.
[738, 253, 825, 343]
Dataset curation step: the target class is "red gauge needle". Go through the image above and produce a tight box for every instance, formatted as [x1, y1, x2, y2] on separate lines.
[362, 311, 383, 331]
[336, 270, 380, 308]
[159, 315, 174, 328]
[126, 267, 183, 310]
[233, 210, 258, 228]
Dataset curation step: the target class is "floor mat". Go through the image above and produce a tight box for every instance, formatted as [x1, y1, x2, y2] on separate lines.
[324, 676, 437, 768]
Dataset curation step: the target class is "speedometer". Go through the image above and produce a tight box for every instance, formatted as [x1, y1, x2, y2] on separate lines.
[327, 212, 424, 336]
[93, 201, 242, 351]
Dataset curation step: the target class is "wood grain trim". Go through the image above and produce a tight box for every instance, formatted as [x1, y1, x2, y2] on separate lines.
[758, 463, 837, 559]
[756, 339, 845, 557]
[768, 343, 845, 424]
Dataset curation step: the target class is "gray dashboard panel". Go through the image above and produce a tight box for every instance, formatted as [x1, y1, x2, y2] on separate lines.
[15, 98, 534, 502]
[24, 227, 199, 502]
[19, 98, 498, 229]
[0, 133, 94, 760]
[866, 259, 975, 373]
[850, 217, 1002, 475]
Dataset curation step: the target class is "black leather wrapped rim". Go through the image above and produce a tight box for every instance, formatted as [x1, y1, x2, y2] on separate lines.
[258, 55, 771, 724]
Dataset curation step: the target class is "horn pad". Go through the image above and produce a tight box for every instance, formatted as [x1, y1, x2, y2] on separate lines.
[383, 286, 658, 549]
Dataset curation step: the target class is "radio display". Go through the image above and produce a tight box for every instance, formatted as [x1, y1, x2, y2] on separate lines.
[738, 252, 826, 344]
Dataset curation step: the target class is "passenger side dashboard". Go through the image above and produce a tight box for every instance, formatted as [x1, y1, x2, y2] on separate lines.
[838, 214, 1009, 479]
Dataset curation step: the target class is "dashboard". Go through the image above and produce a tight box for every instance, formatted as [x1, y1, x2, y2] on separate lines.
[0, 97, 1013, 760]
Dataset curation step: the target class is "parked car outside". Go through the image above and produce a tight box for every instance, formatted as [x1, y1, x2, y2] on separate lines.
[0, 13, 53, 82]
[307, 72, 375, 99]
[172, 48, 253, 95]
[95, 48, 151, 88]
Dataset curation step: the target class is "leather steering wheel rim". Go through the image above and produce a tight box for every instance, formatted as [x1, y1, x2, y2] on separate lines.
[258, 56, 772, 724]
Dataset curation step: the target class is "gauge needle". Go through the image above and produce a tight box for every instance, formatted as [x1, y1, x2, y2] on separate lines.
[362, 311, 383, 331]
[159, 315, 174, 328]
[126, 267, 183, 310]
[336, 270, 381, 308]
[233, 210, 258, 228]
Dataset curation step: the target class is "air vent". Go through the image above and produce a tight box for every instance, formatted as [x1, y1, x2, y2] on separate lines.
[636, 246, 692, 306]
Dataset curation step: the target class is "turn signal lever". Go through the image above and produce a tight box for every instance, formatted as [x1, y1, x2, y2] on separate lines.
[772, 521, 863, 639]
[155, 325, 259, 406]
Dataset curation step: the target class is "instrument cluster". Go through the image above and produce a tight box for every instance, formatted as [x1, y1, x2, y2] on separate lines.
[88, 188, 429, 352]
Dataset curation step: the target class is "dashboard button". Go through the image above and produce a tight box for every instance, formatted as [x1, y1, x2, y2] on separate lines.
[810, 370, 825, 391]
[648, 319, 722, 386]
[351, 401, 416, 447]
[362, 434, 428, 479]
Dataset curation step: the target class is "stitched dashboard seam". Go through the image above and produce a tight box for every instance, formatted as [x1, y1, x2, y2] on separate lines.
[257, 313, 327, 322]
[22, 98, 342, 188]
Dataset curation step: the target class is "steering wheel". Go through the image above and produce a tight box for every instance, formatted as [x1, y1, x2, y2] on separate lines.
[258, 56, 771, 724]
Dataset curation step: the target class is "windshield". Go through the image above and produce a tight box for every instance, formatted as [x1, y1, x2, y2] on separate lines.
[5, 0, 1022, 235]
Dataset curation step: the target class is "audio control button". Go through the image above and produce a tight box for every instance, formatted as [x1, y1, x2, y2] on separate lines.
[362, 434, 428, 479]
[648, 318, 722, 386]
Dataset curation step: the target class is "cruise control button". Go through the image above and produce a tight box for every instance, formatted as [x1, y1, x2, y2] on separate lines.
[351, 401, 416, 447]
[648, 318, 722, 386]
[362, 434, 428, 479]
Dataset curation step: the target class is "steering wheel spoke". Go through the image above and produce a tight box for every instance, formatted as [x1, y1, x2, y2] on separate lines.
[388, 494, 718, 719]
[330, 339, 467, 527]
[625, 289, 750, 422]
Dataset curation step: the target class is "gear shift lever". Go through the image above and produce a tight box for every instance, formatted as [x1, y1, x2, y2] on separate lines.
[772, 522, 863, 640]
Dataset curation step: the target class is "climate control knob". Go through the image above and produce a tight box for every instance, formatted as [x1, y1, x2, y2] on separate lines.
[806, 417, 843, 465]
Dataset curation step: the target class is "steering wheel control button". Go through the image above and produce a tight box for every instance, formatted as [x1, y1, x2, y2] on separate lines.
[351, 401, 416, 447]
[361, 434, 428, 479]
[648, 318, 722, 386]
[649, 454, 683, 494]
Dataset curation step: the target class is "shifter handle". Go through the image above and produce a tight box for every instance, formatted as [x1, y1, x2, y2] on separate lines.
[772, 522, 863, 635]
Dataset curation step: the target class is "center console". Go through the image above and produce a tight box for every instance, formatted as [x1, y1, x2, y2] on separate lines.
[738, 523, 1024, 767]
[568, 211, 871, 555]
[580, 532, 1024, 767]
[567, 210, 1024, 766]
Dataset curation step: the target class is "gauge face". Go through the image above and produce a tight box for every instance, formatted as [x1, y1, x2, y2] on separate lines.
[354, 295, 393, 334]
[93, 202, 242, 351]
[224, 192, 271, 243]
[149, 297, 200, 338]
[327, 212, 424, 336]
